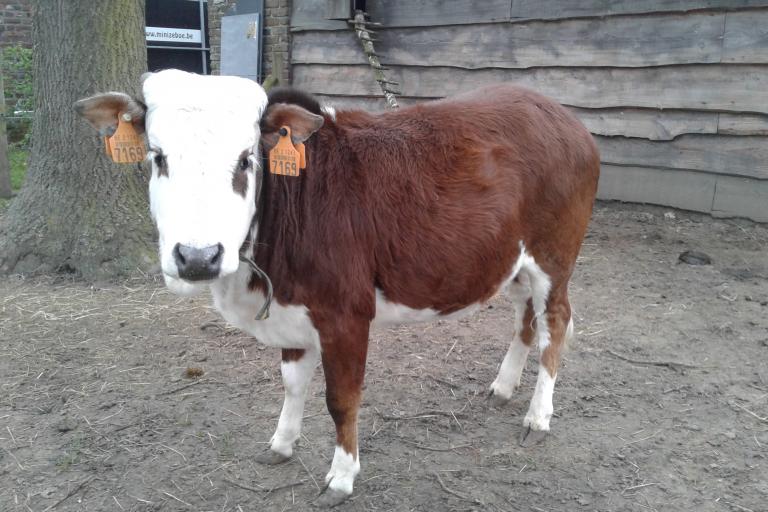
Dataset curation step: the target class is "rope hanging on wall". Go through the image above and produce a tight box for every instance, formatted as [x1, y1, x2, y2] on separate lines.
[350, 10, 400, 109]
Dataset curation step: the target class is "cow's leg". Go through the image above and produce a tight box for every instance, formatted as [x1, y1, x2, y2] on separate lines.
[315, 316, 369, 507]
[256, 347, 319, 464]
[521, 283, 572, 446]
[489, 277, 536, 406]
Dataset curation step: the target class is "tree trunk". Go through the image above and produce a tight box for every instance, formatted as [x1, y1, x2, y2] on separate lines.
[0, 0, 155, 279]
[0, 68, 12, 199]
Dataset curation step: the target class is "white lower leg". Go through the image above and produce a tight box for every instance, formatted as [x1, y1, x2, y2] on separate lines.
[325, 446, 360, 495]
[524, 366, 557, 431]
[269, 350, 318, 456]
[490, 334, 530, 399]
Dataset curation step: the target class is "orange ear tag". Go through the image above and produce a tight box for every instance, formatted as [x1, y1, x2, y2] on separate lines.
[269, 126, 301, 176]
[105, 112, 146, 164]
[296, 142, 306, 170]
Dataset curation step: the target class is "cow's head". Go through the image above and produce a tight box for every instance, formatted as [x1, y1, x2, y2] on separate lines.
[75, 70, 268, 295]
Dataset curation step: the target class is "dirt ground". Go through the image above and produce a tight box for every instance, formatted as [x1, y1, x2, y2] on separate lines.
[1, 202, 767, 512]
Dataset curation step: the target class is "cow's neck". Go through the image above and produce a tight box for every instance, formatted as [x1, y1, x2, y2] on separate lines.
[245, 124, 375, 318]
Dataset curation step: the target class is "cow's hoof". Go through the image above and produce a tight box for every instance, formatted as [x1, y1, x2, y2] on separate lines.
[254, 448, 291, 465]
[518, 426, 548, 447]
[313, 488, 351, 508]
[486, 388, 511, 408]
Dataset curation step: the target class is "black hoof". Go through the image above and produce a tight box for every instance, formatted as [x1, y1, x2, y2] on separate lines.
[313, 487, 351, 508]
[518, 426, 548, 447]
[486, 389, 511, 408]
[254, 448, 291, 465]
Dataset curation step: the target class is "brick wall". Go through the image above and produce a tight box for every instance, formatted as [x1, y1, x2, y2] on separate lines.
[263, 0, 290, 84]
[0, 0, 33, 49]
[209, 0, 291, 84]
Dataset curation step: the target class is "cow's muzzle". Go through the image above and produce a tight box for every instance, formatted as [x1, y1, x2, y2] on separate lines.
[173, 243, 223, 281]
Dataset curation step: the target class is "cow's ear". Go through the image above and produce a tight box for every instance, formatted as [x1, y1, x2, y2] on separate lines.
[260, 103, 324, 150]
[74, 92, 147, 137]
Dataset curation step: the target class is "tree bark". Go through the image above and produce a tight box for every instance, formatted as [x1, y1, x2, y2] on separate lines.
[0, 0, 155, 279]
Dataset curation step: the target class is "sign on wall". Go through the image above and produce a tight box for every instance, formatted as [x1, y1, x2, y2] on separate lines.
[146, 27, 203, 44]
[146, 0, 209, 74]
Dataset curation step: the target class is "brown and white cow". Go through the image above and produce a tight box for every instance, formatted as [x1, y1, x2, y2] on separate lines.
[76, 69, 599, 506]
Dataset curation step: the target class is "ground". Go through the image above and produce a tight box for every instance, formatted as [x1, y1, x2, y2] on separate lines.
[1, 202, 766, 512]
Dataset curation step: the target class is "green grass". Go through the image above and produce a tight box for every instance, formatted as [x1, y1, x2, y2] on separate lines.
[9, 147, 28, 190]
[0, 147, 28, 209]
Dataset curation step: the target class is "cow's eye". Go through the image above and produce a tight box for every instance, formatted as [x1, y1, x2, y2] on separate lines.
[239, 155, 250, 171]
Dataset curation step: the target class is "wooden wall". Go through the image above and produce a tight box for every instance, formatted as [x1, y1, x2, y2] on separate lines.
[290, 0, 768, 222]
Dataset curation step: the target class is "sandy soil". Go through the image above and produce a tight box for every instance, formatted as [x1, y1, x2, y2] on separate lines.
[1, 202, 767, 512]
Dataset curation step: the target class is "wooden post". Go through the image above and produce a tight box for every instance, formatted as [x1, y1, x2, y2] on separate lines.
[0, 67, 13, 199]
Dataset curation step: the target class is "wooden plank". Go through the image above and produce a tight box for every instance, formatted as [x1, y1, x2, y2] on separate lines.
[365, 0, 511, 27]
[510, 0, 768, 21]
[291, 0, 348, 30]
[712, 175, 768, 221]
[572, 109, 719, 140]
[292, 64, 768, 114]
[325, 0, 352, 20]
[292, 13, 726, 68]
[315, 94, 415, 111]
[718, 113, 768, 135]
[723, 10, 768, 63]
[314, 94, 724, 140]
[596, 134, 768, 179]
[597, 165, 717, 213]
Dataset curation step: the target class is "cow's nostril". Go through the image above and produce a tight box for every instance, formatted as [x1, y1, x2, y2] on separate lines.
[210, 243, 223, 265]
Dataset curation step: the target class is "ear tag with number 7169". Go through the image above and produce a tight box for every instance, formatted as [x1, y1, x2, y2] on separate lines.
[269, 126, 306, 176]
[104, 112, 146, 164]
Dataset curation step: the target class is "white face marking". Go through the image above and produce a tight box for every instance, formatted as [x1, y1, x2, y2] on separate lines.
[142, 70, 268, 288]
[524, 365, 557, 431]
[270, 350, 319, 457]
[208, 262, 321, 352]
[325, 446, 360, 495]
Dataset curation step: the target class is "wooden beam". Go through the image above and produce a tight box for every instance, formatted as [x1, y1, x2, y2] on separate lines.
[291, 0, 348, 30]
[292, 13, 728, 68]
[723, 10, 768, 63]
[596, 134, 768, 179]
[572, 109, 720, 140]
[510, 0, 768, 21]
[597, 165, 717, 214]
[292, 64, 768, 114]
[712, 175, 768, 221]
[718, 113, 768, 135]
[365, 0, 511, 27]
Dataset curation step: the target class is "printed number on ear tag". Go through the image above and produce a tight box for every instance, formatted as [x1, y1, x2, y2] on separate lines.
[269, 126, 301, 176]
[105, 113, 146, 164]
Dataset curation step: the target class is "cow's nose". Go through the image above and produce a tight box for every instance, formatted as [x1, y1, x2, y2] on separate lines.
[173, 243, 224, 281]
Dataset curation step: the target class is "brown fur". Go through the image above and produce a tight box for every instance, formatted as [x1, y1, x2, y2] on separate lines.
[254, 84, 600, 460]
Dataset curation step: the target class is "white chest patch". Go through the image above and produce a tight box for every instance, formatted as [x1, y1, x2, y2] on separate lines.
[209, 263, 320, 352]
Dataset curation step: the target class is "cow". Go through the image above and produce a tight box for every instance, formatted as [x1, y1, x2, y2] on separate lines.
[75, 69, 600, 507]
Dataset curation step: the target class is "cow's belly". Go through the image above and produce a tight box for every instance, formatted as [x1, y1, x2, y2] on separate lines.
[372, 243, 527, 328]
[372, 288, 482, 327]
[209, 264, 320, 352]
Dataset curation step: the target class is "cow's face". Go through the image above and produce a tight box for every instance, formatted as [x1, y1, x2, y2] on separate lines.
[75, 70, 268, 295]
